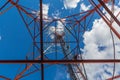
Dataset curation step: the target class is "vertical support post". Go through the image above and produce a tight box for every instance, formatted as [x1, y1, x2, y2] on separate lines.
[40, 0, 44, 80]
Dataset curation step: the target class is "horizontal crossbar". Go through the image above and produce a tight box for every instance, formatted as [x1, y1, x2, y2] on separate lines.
[0, 59, 120, 64]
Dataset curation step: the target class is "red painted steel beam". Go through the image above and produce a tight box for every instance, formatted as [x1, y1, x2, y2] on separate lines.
[0, 60, 119, 64]
[89, 0, 120, 39]
[78, 0, 109, 22]
[107, 75, 120, 80]
[0, 1, 10, 11]
[40, 0, 44, 80]
[8, 0, 34, 18]
[98, 0, 120, 27]
[0, 75, 10, 80]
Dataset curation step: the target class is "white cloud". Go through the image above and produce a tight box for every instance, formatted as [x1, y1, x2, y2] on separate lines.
[118, 1, 120, 6]
[0, 36, 1, 40]
[52, 10, 61, 19]
[81, 4, 120, 80]
[64, 0, 80, 9]
[32, 4, 49, 20]
[80, 3, 91, 11]
[49, 21, 64, 39]
[42, 4, 49, 19]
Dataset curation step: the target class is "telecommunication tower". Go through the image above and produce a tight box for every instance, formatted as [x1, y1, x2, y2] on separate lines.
[0, 0, 120, 80]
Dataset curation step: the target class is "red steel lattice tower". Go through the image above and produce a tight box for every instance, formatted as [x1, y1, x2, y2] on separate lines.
[0, 0, 120, 80]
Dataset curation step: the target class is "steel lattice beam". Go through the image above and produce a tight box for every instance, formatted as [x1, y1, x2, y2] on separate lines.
[0, 60, 119, 64]
[1, 0, 120, 80]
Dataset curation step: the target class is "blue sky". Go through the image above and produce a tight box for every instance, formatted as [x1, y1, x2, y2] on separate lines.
[0, 0, 120, 80]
